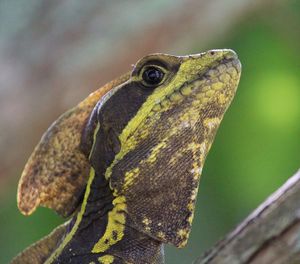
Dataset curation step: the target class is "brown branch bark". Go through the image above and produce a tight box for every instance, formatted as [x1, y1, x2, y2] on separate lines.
[195, 170, 300, 264]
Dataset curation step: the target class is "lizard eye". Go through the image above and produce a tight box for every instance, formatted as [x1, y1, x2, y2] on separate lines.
[142, 66, 165, 86]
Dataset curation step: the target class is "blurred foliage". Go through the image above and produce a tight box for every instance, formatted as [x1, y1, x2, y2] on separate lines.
[0, 1, 300, 264]
[166, 2, 300, 263]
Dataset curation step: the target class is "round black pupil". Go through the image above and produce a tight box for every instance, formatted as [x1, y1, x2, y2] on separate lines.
[143, 67, 164, 85]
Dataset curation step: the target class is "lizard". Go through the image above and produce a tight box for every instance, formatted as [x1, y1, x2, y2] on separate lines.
[11, 49, 241, 264]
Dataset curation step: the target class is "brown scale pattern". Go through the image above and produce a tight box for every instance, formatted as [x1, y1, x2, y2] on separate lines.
[17, 73, 130, 217]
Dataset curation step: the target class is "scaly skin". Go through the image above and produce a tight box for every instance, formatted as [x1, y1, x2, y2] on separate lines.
[12, 50, 241, 264]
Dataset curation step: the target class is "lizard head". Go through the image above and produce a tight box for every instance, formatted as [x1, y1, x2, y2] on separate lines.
[83, 49, 241, 248]
[14, 50, 241, 264]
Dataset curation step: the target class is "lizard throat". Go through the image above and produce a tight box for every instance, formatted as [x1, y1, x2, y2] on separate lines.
[45, 167, 163, 264]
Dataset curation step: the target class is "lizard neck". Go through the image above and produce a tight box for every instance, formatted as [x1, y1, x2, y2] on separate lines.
[48, 168, 164, 264]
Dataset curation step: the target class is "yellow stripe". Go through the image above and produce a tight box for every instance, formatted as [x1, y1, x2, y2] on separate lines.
[89, 122, 100, 159]
[98, 255, 114, 264]
[45, 168, 96, 263]
[103, 54, 220, 182]
[104, 76, 183, 182]
[45, 122, 101, 263]
[92, 196, 126, 253]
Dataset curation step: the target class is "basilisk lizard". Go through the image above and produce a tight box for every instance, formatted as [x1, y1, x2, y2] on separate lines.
[11, 49, 241, 264]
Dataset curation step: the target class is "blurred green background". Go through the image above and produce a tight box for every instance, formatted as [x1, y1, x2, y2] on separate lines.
[0, 1, 299, 263]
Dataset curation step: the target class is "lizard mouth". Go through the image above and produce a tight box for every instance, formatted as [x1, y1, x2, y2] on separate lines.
[179, 51, 241, 110]
[204, 50, 242, 85]
[183, 50, 241, 95]
[150, 50, 241, 115]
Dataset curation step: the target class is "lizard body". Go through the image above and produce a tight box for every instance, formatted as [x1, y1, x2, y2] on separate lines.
[12, 50, 241, 264]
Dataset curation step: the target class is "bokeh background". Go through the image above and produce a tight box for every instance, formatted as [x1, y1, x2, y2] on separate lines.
[0, 0, 299, 263]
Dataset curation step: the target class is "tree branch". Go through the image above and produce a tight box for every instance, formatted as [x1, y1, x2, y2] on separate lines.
[195, 170, 300, 264]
